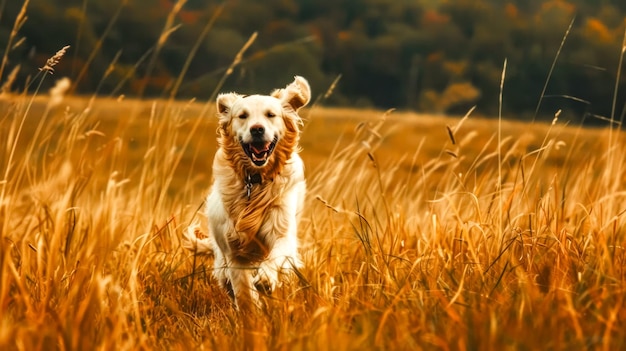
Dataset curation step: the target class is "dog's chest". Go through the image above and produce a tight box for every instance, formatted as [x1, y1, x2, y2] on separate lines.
[221, 179, 289, 263]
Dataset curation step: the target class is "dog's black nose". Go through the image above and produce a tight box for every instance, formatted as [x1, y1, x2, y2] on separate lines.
[250, 125, 265, 137]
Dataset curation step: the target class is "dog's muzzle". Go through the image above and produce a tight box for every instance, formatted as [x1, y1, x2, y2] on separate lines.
[241, 136, 277, 167]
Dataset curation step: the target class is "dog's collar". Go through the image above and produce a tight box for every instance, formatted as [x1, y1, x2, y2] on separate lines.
[245, 173, 262, 200]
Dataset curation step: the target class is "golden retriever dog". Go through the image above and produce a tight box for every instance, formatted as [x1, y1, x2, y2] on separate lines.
[183, 76, 310, 309]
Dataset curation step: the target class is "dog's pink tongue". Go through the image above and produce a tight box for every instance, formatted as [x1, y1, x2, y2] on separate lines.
[251, 142, 271, 154]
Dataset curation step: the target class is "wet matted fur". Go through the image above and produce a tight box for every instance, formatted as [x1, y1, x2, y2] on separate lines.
[183, 76, 310, 308]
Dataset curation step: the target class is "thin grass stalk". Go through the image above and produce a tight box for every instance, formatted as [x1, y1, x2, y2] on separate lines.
[71, 0, 89, 77]
[533, 16, 575, 122]
[200, 31, 258, 118]
[605, 27, 626, 153]
[109, 46, 154, 98]
[2, 70, 50, 200]
[169, 3, 226, 100]
[71, 0, 127, 93]
[603, 27, 626, 208]
[309, 74, 342, 111]
[612, 27, 626, 126]
[0, 0, 28, 82]
[182, 35, 314, 97]
[521, 111, 560, 196]
[178, 31, 260, 201]
[88, 50, 122, 108]
[498, 58, 506, 241]
[136, 0, 187, 98]
[0, 0, 6, 23]
[4, 46, 70, 194]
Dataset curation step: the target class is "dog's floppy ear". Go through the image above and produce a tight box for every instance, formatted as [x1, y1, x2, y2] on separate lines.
[216, 93, 241, 125]
[277, 76, 311, 112]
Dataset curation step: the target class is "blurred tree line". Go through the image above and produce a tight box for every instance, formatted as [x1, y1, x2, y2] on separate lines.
[1, 0, 625, 122]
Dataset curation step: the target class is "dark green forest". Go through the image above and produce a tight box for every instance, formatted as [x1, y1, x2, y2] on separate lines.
[1, 0, 625, 122]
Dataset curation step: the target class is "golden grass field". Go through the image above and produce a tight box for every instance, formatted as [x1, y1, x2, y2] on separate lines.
[0, 88, 625, 351]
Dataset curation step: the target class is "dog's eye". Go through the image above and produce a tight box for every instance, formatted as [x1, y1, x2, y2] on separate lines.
[238, 112, 248, 119]
[266, 111, 276, 118]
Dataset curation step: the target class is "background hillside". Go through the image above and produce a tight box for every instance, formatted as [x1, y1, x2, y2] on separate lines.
[1, 0, 625, 121]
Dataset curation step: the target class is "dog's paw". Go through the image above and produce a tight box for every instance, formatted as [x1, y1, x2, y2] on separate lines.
[182, 220, 213, 254]
[253, 263, 279, 295]
[254, 255, 302, 294]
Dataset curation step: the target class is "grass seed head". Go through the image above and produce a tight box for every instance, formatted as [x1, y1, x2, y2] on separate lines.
[39, 45, 70, 74]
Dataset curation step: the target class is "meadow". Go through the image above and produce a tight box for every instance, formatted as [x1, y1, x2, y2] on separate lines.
[0, 82, 625, 351]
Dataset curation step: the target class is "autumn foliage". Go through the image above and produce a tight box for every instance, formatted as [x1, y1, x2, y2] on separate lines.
[0, 0, 624, 121]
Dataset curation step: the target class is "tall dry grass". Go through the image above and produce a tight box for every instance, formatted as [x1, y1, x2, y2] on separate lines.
[0, 85, 625, 350]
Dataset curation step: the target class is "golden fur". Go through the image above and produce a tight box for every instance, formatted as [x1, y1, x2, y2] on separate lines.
[183, 76, 310, 308]
[217, 106, 300, 262]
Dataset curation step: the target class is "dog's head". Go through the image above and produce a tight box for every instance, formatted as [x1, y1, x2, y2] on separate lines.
[216, 76, 311, 169]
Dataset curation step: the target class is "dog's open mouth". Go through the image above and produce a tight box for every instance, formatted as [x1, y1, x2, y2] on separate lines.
[241, 137, 277, 166]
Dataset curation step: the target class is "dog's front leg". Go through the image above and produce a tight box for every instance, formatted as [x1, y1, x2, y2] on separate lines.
[227, 266, 261, 309]
[254, 235, 301, 295]
[253, 190, 303, 294]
